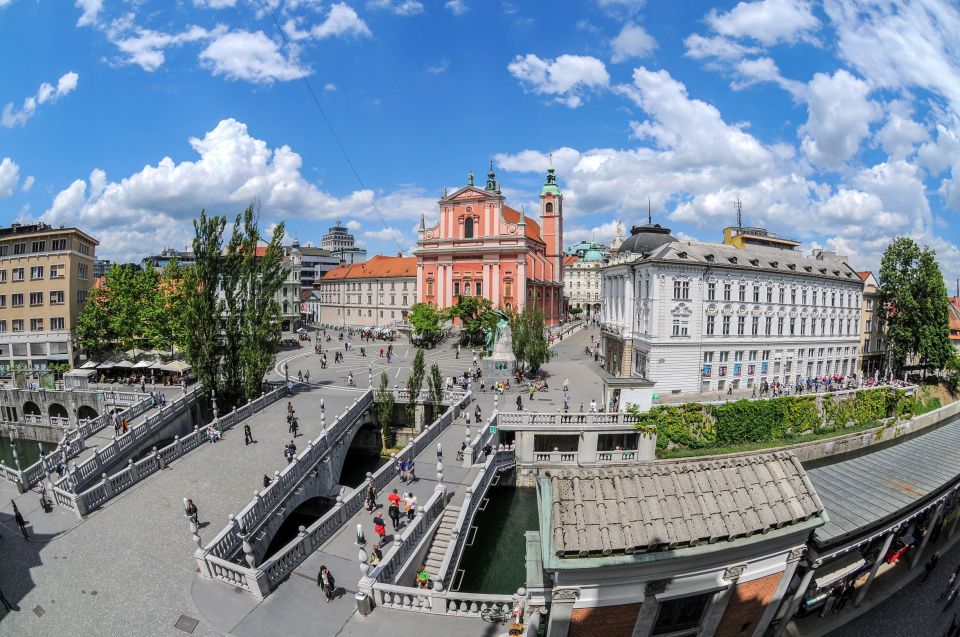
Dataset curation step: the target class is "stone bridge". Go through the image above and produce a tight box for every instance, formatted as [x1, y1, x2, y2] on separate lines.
[0, 387, 146, 443]
[196, 387, 470, 596]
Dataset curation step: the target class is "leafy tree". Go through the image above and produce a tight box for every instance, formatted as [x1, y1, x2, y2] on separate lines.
[146, 257, 188, 352]
[448, 295, 497, 345]
[76, 281, 114, 359]
[375, 371, 395, 451]
[568, 306, 584, 316]
[181, 210, 227, 403]
[510, 305, 549, 373]
[409, 302, 442, 341]
[428, 362, 445, 412]
[407, 347, 426, 422]
[878, 237, 953, 374]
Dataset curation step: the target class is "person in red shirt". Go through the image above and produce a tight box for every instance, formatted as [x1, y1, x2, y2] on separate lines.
[387, 489, 402, 530]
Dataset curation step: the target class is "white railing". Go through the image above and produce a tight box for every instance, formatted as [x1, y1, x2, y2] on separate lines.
[436, 449, 515, 589]
[495, 411, 642, 429]
[62, 387, 203, 492]
[197, 389, 472, 597]
[67, 387, 285, 516]
[468, 412, 499, 466]
[367, 488, 446, 584]
[370, 583, 515, 618]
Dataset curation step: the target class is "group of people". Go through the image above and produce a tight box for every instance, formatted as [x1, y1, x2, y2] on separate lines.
[286, 401, 301, 437]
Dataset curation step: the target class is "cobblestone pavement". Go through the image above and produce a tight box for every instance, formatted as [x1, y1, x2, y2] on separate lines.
[0, 324, 593, 637]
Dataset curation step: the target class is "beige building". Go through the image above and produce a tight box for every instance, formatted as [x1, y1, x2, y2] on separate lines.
[857, 271, 886, 377]
[316, 255, 416, 328]
[0, 222, 98, 373]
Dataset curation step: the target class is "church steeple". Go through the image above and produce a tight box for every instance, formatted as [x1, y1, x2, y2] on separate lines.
[541, 154, 560, 196]
[485, 160, 497, 191]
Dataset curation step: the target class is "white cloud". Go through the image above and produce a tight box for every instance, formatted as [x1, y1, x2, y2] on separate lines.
[200, 31, 309, 83]
[194, 0, 237, 7]
[610, 23, 656, 63]
[825, 0, 960, 114]
[508, 54, 609, 108]
[312, 3, 372, 39]
[368, 0, 423, 16]
[323, 83, 337, 91]
[799, 69, 881, 169]
[731, 56, 804, 95]
[0, 158, 19, 198]
[40, 119, 433, 261]
[75, 0, 103, 26]
[21, 175, 34, 193]
[445, 0, 467, 15]
[103, 17, 225, 73]
[684, 34, 760, 61]
[2, 71, 79, 128]
[428, 60, 449, 74]
[563, 220, 620, 246]
[707, 0, 821, 46]
[0, 0, 13, 8]
[875, 102, 929, 160]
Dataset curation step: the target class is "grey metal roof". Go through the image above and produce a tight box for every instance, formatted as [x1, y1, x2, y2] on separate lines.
[546, 451, 823, 558]
[806, 415, 960, 548]
[634, 239, 861, 284]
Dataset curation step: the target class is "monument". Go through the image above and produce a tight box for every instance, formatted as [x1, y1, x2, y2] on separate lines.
[483, 310, 517, 380]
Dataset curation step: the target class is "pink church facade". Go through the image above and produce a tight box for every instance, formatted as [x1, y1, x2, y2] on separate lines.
[416, 164, 564, 326]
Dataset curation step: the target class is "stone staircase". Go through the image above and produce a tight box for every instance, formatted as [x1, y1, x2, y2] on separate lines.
[423, 504, 461, 581]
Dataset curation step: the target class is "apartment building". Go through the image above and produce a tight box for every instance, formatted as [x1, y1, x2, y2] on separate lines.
[316, 255, 416, 328]
[0, 222, 98, 372]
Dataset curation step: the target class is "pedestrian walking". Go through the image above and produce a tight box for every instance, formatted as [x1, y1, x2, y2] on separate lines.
[922, 552, 942, 585]
[407, 459, 417, 482]
[405, 493, 417, 522]
[365, 483, 376, 511]
[317, 565, 335, 602]
[113, 412, 121, 436]
[290, 417, 299, 438]
[516, 395, 523, 411]
[589, 398, 597, 413]
[185, 498, 199, 527]
[263, 474, 272, 489]
[122, 418, 129, 434]
[12, 502, 27, 539]
[562, 377, 569, 392]
[372, 511, 387, 543]
[244, 424, 254, 445]
[181, 379, 187, 394]
[38, 484, 50, 513]
[941, 567, 960, 600]
[387, 489, 402, 531]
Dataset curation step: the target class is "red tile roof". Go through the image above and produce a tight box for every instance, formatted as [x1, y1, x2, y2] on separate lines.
[857, 271, 871, 282]
[563, 255, 578, 266]
[502, 205, 543, 242]
[949, 297, 960, 342]
[321, 255, 416, 280]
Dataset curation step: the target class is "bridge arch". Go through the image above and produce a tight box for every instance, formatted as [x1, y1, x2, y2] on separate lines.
[48, 403, 68, 419]
[337, 422, 385, 488]
[77, 405, 98, 421]
[261, 495, 336, 561]
[23, 401, 41, 417]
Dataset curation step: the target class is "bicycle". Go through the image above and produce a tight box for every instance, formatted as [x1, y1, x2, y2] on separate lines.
[480, 606, 512, 623]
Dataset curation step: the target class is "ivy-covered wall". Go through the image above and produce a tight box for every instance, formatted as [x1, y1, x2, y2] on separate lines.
[630, 387, 938, 454]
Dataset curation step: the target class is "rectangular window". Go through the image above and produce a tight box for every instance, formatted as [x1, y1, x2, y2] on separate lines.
[802, 290, 808, 305]
[78, 290, 88, 303]
[453, 281, 460, 296]
[51, 238, 66, 251]
[777, 317, 784, 335]
[30, 318, 43, 331]
[0, 295, 4, 308]
[765, 317, 772, 335]
[706, 315, 715, 335]
[719, 351, 729, 362]
[831, 292, 837, 306]
[866, 298, 874, 311]
[753, 285, 760, 302]
[29, 292, 42, 306]
[789, 318, 795, 335]
[0, 245, 6, 256]
[707, 282, 716, 301]
[739, 284, 746, 302]
[779, 288, 785, 303]
[737, 316, 745, 335]
[751, 316, 759, 335]
[50, 265, 64, 279]
[29, 266, 43, 280]
[791, 289, 796, 304]
[800, 318, 806, 335]
[78, 263, 88, 279]
[31, 240, 45, 253]
[722, 315, 731, 335]
[50, 291, 64, 305]
[12, 319, 23, 332]
[734, 351, 744, 362]
[703, 352, 714, 363]
[11, 293, 22, 307]
[0, 320, 5, 332]
[813, 290, 818, 305]
[865, 319, 872, 332]
[766, 286, 773, 302]
[13, 243, 26, 255]
[476, 281, 482, 297]
[749, 350, 758, 361]
[652, 592, 712, 635]
[671, 318, 689, 337]
[723, 283, 731, 301]
[12, 268, 24, 281]
[0, 270, 5, 283]
[830, 319, 835, 335]
[77, 242, 89, 255]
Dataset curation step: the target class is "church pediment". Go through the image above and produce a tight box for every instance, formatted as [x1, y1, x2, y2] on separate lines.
[441, 185, 503, 204]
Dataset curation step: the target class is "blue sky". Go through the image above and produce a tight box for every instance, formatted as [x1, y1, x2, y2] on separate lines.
[0, 0, 958, 286]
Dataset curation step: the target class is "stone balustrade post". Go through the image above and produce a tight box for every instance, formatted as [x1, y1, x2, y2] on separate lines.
[173, 435, 182, 457]
[101, 472, 114, 498]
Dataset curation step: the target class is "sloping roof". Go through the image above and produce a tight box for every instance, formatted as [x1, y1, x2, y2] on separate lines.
[563, 255, 579, 266]
[545, 451, 823, 558]
[807, 414, 960, 548]
[321, 255, 416, 280]
[949, 297, 960, 341]
[857, 271, 870, 281]
[502, 205, 543, 242]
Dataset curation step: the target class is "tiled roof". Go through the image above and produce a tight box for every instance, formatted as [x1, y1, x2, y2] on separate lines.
[563, 255, 579, 266]
[949, 297, 960, 337]
[857, 271, 871, 282]
[546, 451, 823, 558]
[321, 255, 416, 280]
[502, 205, 543, 242]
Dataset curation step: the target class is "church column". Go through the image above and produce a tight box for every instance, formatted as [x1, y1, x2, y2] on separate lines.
[493, 262, 501, 307]
[445, 264, 454, 308]
[517, 259, 527, 309]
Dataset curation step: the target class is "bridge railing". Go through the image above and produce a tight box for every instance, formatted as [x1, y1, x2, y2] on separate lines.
[69, 386, 286, 517]
[436, 449, 515, 589]
[2, 391, 158, 490]
[62, 388, 203, 492]
[197, 389, 472, 598]
[468, 412, 499, 466]
[368, 487, 446, 585]
[369, 583, 516, 618]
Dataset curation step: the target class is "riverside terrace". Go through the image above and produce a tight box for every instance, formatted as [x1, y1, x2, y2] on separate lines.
[3, 325, 960, 637]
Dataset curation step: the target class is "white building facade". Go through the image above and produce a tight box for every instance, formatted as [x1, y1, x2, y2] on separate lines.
[601, 224, 864, 403]
[316, 255, 416, 329]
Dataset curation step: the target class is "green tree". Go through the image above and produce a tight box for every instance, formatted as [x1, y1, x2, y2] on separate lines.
[407, 347, 426, 422]
[510, 305, 549, 374]
[409, 302, 442, 341]
[878, 237, 953, 374]
[568, 306, 584, 317]
[181, 210, 227, 403]
[428, 362, 445, 411]
[146, 257, 188, 352]
[448, 295, 497, 345]
[76, 282, 114, 359]
[375, 371, 395, 451]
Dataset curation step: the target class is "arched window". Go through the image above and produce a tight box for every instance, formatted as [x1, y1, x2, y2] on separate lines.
[545, 202, 554, 213]
[464, 217, 474, 239]
[464, 283, 471, 296]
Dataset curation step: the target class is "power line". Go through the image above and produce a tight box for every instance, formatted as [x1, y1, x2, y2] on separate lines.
[259, 0, 405, 254]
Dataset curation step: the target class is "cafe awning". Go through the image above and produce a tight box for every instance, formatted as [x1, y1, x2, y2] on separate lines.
[160, 360, 192, 373]
[80, 360, 100, 369]
[97, 361, 116, 369]
[814, 551, 867, 589]
[114, 360, 135, 369]
[133, 360, 157, 369]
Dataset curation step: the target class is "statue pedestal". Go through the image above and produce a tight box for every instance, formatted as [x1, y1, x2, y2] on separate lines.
[484, 323, 517, 381]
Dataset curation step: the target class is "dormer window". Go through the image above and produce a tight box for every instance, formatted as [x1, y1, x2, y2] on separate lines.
[787, 263, 796, 270]
[819, 268, 827, 274]
[705, 254, 715, 262]
[677, 251, 687, 259]
[803, 266, 812, 272]
[728, 256, 738, 264]
[749, 259, 759, 266]
[770, 261, 778, 268]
